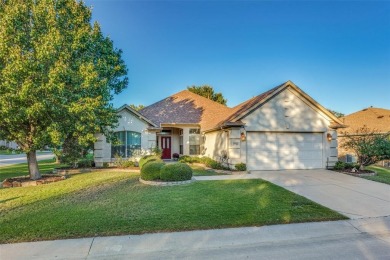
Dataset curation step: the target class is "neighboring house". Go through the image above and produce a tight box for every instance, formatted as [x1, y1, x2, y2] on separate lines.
[337, 107, 390, 164]
[94, 81, 344, 170]
[0, 140, 18, 150]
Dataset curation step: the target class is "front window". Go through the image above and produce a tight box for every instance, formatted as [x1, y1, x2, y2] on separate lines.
[189, 128, 201, 155]
[111, 131, 141, 158]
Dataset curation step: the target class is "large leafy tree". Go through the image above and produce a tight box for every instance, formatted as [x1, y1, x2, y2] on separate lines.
[0, 0, 128, 179]
[187, 85, 227, 105]
[340, 127, 390, 169]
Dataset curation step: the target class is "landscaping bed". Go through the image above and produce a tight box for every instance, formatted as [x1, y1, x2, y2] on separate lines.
[2, 175, 66, 188]
[336, 169, 376, 177]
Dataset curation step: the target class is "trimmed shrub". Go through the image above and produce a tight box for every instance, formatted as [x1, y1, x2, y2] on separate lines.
[344, 162, 359, 169]
[140, 161, 165, 181]
[139, 155, 162, 169]
[235, 163, 247, 171]
[113, 154, 135, 168]
[160, 163, 193, 181]
[333, 161, 345, 170]
[179, 155, 206, 164]
[77, 159, 94, 168]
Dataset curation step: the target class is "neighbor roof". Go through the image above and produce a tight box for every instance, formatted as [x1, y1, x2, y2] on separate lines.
[339, 107, 390, 134]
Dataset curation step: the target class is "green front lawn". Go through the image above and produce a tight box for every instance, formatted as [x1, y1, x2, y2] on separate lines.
[0, 159, 67, 181]
[190, 164, 226, 176]
[364, 166, 390, 185]
[0, 170, 346, 243]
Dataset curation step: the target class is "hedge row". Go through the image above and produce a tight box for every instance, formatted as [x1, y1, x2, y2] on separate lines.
[178, 155, 246, 171]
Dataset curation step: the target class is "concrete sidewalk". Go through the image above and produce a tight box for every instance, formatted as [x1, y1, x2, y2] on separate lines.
[1, 217, 390, 259]
[195, 169, 390, 219]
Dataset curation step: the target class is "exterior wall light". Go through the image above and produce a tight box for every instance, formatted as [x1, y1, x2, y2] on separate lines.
[240, 132, 246, 141]
[327, 133, 332, 142]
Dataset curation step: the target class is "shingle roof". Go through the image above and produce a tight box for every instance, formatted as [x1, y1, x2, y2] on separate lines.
[138, 81, 344, 132]
[139, 90, 232, 130]
[339, 107, 390, 134]
[213, 83, 283, 128]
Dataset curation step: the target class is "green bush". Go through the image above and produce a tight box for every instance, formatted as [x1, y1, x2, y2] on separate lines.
[113, 154, 135, 168]
[160, 163, 193, 181]
[178, 155, 199, 163]
[333, 161, 345, 170]
[139, 155, 162, 169]
[140, 161, 165, 181]
[235, 163, 247, 171]
[77, 159, 94, 168]
[344, 162, 359, 169]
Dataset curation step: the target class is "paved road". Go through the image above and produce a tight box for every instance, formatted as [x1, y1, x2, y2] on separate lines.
[195, 169, 390, 219]
[1, 216, 389, 259]
[0, 153, 54, 167]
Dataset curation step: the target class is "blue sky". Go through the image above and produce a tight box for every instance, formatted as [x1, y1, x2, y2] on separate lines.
[85, 0, 390, 115]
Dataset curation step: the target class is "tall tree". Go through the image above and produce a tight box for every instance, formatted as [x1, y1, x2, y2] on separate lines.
[0, 0, 128, 179]
[187, 85, 227, 105]
[328, 109, 345, 118]
[130, 104, 145, 111]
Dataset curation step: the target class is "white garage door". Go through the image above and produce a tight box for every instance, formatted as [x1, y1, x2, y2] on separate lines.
[247, 132, 323, 170]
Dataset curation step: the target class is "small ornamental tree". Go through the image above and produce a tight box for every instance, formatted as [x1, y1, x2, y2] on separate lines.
[341, 127, 390, 169]
[0, 0, 128, 179]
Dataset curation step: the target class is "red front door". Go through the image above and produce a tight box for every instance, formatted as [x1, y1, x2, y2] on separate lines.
[161, 136, 171, 159]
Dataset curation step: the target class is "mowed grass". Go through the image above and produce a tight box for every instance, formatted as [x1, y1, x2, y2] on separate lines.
[364, 166, 390, 185]
[0, 159, 66, 181]
[190, 164, 226, 176]
[0, 170, 346, 243]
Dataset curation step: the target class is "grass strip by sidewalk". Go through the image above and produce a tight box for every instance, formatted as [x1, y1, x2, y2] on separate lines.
[0, 170, 346, 243]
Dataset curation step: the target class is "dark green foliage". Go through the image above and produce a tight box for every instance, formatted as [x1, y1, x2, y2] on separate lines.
[140, 161, 165, 181]
[187, 85, 227, 105]
[328, 109, 345, 118]
[333, 161, 346, 170]
[0, 0, 128, 179]
[129, 104, 145, 111]
[341, 127, 390, 168]
[113, 154, 135, 168]
[160, 163, 193, 181]
[344, 162, 359, 169]
[178, 155, 198, 163]
[76, 159, 94, 168]
[235, 163, 247, 171]
[178, 156, 228, 170]
[139, 155, 162, 169]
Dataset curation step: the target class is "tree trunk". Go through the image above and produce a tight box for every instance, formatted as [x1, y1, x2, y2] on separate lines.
[27, 150, 41, 180]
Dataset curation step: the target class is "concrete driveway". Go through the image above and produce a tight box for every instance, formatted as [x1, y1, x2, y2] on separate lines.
[249, 169, 390, 219]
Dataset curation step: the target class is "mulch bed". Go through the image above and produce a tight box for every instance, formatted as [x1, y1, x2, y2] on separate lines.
[2, 175, 66, 188]
[335, 169, 376, 177]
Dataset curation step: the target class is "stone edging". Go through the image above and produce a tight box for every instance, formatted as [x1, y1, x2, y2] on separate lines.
[341, 171, 377, 177]
[139, 178, 195, 186]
